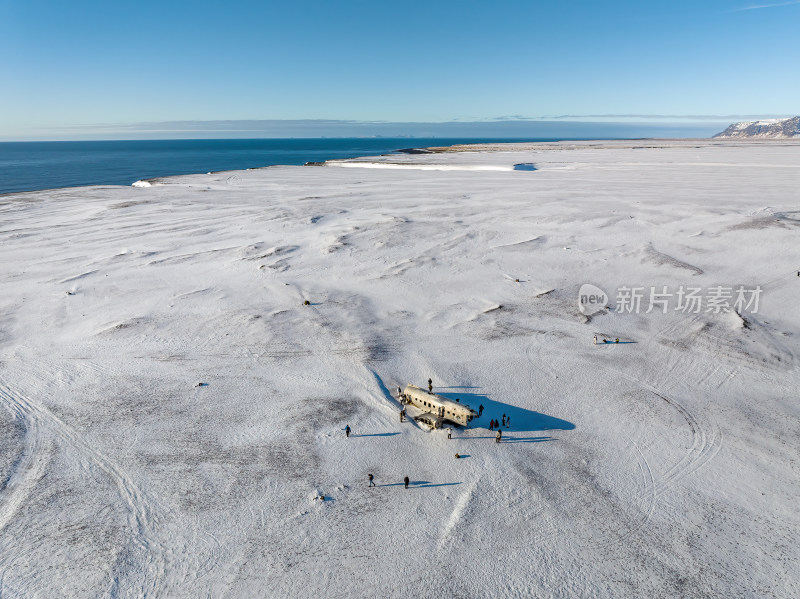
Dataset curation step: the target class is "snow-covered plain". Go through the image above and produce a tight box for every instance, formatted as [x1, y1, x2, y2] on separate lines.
[0, 140, 799, 598]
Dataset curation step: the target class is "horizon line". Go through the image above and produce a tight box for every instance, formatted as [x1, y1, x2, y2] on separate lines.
[0, 117, 770, 142]
[22, 114, 796, 133]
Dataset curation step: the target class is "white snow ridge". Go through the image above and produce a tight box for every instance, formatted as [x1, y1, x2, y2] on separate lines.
[0, 139, 799, 598]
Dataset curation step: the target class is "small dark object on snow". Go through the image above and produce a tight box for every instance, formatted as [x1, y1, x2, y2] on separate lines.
[404, 476, 410, 489]
[368, 474, 375, 487]
[196, 382, 208, 387]
[428, 378, 433, 392]
[515, 278, 520, 282]
[65, 290, 75, 296]
[615, 338, 620, 343]
[345, 425, 351, 438]
[455, 453, 461, 459]
[303, 300, 310, 306]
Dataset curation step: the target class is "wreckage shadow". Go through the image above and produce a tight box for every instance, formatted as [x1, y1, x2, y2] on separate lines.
[437, 392, 575, 434]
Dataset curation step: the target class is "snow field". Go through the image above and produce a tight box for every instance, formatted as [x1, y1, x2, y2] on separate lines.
[0, 140, 798, 598]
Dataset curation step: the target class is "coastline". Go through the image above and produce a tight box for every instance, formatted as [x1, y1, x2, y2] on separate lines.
[0, 137, 562, 196]
[4, 136, 799, 197]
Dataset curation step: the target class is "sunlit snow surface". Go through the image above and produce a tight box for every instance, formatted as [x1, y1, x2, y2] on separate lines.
[0, 140, 798, 598]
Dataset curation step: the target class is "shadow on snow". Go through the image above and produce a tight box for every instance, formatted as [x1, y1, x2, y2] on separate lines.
[466, 435, 555, 444]
[376, 481, 462, 489]
[436, 391, 575, 433]
[371, 370, 400, 404]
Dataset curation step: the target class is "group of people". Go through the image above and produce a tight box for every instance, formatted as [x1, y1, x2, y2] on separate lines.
[368, 474, 411, 489]
[488, 414, 510, 430]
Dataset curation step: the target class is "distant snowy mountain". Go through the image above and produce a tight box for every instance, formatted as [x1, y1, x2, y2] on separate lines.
[713, 116, 800, 139]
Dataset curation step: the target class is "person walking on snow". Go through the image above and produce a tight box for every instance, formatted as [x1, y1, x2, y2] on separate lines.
[368, 473, 375, 487]
[506, 415, 510, 427]
[594, 335, 597, 345]
[447, 428, 452, 440]
[345, 425, 351, 438]
[400, 409, 404, 422]
[478, 404, 484, 416]
[428, 378, 433, 392]
[489, 420, 494, 431]
[404, 476, 410, 489]
[502, 414, 506, 426]
[496, 429, 502, 443]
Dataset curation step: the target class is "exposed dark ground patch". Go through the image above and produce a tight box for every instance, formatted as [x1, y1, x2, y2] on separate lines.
[0, 406, 25, 491]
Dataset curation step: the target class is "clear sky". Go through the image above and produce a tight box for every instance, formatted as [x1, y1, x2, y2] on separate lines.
[1, 0, 798, 139]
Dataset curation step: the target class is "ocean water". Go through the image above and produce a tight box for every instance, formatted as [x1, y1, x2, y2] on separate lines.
[0, 138, 558, 195]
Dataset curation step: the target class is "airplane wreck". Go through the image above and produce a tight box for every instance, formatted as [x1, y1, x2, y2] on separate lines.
[400, 384, 478, 429]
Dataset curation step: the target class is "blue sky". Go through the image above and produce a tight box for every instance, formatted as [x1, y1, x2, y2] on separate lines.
[1, 0, 798, 139]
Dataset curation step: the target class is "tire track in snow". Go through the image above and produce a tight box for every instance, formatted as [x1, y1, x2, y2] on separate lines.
[525, 336, 619, 549]
[647, 387, 721, 495]
[524, 335, 561, 382]
[0, 380, 166, 598]
[0, 386, 52, 534]
[579, 374, 721, 553]
[523, 336, 643, 551]
[580, 340, 723, 551]
[626, 348, 722, 496]
[602, 365, 721, 496]
[590, 433, 657, 551]
[437, 480, 476, 550]
[525, 327, 720, 551]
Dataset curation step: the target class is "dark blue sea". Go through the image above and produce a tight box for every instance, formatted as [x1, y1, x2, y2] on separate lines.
[0, 138, 559, 195]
